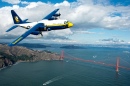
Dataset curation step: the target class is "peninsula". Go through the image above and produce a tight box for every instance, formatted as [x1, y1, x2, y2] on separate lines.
[0, 44, 61, 68]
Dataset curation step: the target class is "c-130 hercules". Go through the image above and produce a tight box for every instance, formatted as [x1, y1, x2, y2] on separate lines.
[6, 9, 73, 46]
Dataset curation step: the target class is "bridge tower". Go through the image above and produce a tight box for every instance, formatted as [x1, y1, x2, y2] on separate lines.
[59, 50, 64, 60]
[116, 57, 120, 72]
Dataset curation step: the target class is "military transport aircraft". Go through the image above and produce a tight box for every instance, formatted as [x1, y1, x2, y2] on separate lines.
[6, 9, 73, 46]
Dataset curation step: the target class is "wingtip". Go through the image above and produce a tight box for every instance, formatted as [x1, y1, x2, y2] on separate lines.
[11, 10, 14, 12]
[8, 43, 15, 47]
[8, 44, 12, 47]
[55, 8, 59, 10]
[6, 30, 9, 32]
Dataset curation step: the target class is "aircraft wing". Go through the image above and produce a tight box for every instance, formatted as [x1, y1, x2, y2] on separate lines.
[42, 9, 59, 20]
[9, 23, 44, 46]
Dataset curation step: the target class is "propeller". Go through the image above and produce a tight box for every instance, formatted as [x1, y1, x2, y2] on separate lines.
[58, 12, 61, 19]
[38, 28, 43, 37]
[58, 10, 61, 19]
[40, 31, 43, 36]
[52, 12, 61, 20]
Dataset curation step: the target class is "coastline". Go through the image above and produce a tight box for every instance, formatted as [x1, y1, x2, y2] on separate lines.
[0, 58, 63, 71]
[0, 44, 61, 70]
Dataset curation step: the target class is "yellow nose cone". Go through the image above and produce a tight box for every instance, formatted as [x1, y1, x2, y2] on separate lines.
[68, 22, 73, 28]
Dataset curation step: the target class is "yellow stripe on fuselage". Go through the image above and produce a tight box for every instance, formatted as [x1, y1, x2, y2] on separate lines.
[46, 24, 66, 27]
[12, 37, 23, 44]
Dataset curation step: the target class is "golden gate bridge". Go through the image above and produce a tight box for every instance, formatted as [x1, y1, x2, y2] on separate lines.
[59, 50, 130, 72]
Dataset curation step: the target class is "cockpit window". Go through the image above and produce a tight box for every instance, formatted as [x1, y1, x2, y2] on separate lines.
[64, 21, 68, 24]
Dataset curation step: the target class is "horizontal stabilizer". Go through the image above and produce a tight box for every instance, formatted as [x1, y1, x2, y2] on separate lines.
[23, 19, 28, 22]
[6, 25, 18, 32]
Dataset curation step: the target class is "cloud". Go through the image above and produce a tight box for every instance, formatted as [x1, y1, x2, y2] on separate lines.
[20, 1, 29, 5]
[0, 0, 130, 44]
[0, 34, 17, 39]
[73, 30, 95, 34]
[41, 29, 72, 40]
[41, 38, 77, 44]
[1, 0, 130, 31]
[0, 34, 35, 39]
[44, 35, 70, 40]
[55, 0, 70, 7]
[100, 38, 125, 44]
[2, 0, 21, 4]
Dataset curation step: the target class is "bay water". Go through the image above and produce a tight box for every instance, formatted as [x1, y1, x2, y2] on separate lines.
[0, 45, 130, 86]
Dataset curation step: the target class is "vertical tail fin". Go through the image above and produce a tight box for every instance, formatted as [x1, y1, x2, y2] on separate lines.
[6, 10, 29, 32]
[11, 10, 23, 24]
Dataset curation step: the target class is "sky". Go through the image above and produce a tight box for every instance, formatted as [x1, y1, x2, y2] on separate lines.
[0, 0, 130, 45]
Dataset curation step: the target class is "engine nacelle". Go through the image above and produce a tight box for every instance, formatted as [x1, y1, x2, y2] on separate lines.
[47, 28, 51, 31]
[31, 31, 40, 35]
[27, 26, 31, 29]
[49, 17, 58, 20]
[53, 13, 61, 17]
[39, 26, 44, 29]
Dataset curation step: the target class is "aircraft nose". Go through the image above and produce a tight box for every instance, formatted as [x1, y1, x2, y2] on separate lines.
[68, 22, 73, 28]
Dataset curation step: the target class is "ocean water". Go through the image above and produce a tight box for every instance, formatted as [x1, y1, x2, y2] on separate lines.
[0, 46, 130, 86]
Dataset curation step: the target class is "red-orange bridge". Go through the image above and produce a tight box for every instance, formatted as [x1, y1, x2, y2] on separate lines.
[59, 50, 130, 72]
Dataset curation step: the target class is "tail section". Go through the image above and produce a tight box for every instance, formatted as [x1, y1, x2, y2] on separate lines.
[6, 10, 29, 32]
[11, 10, 23, 24]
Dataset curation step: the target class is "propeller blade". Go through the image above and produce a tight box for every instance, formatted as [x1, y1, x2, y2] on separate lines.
[58, 13, 61, 19]
[40, 31, 43, 36]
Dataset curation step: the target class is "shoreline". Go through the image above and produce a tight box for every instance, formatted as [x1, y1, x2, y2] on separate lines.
[0, 44, 61, 70]
[0, 59, 63, 71]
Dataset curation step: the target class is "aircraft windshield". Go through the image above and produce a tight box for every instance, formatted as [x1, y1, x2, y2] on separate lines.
[64, 21, 68, 24]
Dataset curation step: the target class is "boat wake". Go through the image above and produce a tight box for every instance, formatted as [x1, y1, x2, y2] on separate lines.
[43, 76, 63, 85]
[42, 70, 80, 85]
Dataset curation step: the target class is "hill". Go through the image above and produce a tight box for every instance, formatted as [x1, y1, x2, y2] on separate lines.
[0, 44, 61, 68]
